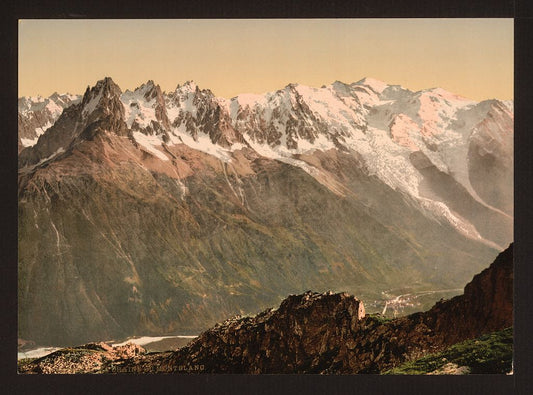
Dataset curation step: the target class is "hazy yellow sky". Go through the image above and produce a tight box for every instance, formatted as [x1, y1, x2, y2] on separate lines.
[19, 19, 513, 100]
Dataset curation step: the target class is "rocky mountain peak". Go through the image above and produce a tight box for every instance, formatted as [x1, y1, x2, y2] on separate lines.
[134, 80, 159, 99]
[276, 290, 366, 322]
[121, 80, 171, 136]
[85, 77, 122, 97]
[18, 92, 83, 153]
[330, 80, 352, 92]
[79, 78, 128, 139]
[175, 80, 199, 94]
[418, 87, 473, 104]
[168, 87, 244, 148]
[19, 78, 129, 168]
[284, 82, 299, 90]
[81, 77, 124, 120]
[354, 77, 389, 94]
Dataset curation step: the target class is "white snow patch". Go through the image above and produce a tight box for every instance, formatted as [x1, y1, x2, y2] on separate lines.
[36, 120, 54, 135]
[168, 125, 239, 162]
[44, 100, 63, 118]
[241, 134, 320, 176]
[18, 347, 62, 360]
[418, 198, 502, 249]
[236, 93, 268, 108]
[294, 85, 365, 132]
[132, 131, 169, 161]
[37, 147, 65, 165]
[389, 114, 419, 150]
[60, 93, 82, 103]
[121, 88, 158, 129]
[82, 90, 103, 118]
[503, 100, 514, 113]
[21, 120, 55, 147]
[21, 137, 39, 147]
[355, 77, 389, 94]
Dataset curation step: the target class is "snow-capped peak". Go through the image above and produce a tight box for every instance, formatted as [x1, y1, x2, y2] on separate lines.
[137, 80, 156, 92]
[330, 80, 352, 93]
[81, 87, 104, 118]
[121, 81, 167, 130]
[175, 80, 199, 94]
[421, 87, 473, 103]
[90, 77, 121, 95]
[19, 77, 514, 249]
[354, 77, 389, 94]
[284, 82, 299, 90]
[234, 92, 267, 108]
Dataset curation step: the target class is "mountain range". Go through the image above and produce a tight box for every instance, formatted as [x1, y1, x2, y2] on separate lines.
[18, 77, 513, 346]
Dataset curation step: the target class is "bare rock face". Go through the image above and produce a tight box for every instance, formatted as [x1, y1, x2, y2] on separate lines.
[109, 291, 367, 374]
[144, 81, 171, 132]
[78, 77, 129, 139]
[468, 100, 514, 215]
[181, 291, 365, 374]
[428, 242, 513, 345]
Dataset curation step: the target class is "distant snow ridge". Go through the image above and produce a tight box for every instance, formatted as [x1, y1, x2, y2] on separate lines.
[19, 77, 513, 246]
[18, 93, 81, 148]
[169, 78, 510, 246]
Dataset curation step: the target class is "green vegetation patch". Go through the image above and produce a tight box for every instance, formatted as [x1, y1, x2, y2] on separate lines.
[366, 313, 392, 325]
[384, 327, 513, 375]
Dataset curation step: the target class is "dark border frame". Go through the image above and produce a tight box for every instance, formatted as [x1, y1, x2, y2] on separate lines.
[2, 1, 530, 394]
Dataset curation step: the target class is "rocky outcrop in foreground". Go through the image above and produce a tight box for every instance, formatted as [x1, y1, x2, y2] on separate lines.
[384, 327, 513, 375]
[19, 244, 512, 374]
[19, 342, 145, 374]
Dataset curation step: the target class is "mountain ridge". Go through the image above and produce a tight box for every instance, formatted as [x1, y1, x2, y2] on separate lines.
[18, 77, 513, 346]
[19, 76, 512, 248]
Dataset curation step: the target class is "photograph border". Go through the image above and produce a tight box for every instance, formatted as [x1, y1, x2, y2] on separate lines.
[3, 0, 530, 393]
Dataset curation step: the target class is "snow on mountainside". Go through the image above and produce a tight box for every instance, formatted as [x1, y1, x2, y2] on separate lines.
[18, 77, 513, 346]
[18, 93, 81, 149]
[18, 77, 513, 249]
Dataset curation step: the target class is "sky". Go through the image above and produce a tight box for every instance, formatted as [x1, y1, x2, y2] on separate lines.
[18, 19, 513, 101]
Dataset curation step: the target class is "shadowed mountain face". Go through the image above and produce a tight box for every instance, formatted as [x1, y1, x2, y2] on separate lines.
[18, 78, 512, 346]
[18, 244, 512, 374]
[18, 92, 81, 152]
[467, 101, 514, 216]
